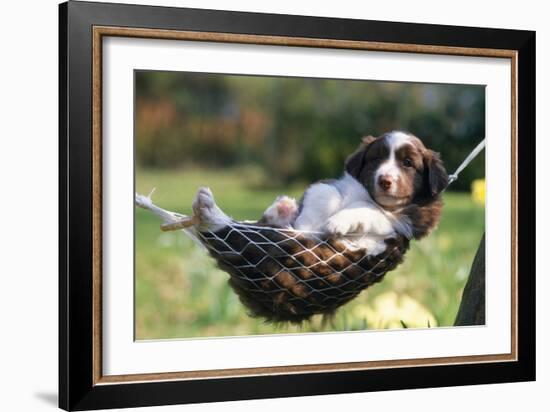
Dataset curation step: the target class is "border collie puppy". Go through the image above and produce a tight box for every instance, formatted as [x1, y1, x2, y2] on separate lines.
[193, 131, 447, 255]
[293, 131, 448, 245]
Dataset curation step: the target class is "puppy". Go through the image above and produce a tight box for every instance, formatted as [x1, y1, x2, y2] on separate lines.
[293, 131, 448, 247]
[193, 131, 447, 255]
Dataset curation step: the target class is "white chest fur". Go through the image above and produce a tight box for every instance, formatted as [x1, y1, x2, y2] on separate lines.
[294, 173, 405, 255]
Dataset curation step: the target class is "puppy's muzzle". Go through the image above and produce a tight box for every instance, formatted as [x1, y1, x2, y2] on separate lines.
[378, 174, 394, 192]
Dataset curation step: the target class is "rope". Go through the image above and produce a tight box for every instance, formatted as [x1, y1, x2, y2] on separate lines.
[447, 138, 486, 186]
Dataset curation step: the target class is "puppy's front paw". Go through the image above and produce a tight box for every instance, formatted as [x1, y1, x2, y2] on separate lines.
[192, 187, 216, 222]
[368, 218, 395, 237]
[325, 215, 355, 237]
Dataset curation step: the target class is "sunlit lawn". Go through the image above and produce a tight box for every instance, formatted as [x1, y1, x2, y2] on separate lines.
[135, 167, 485, 340]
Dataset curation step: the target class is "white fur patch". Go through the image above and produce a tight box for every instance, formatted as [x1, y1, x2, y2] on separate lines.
[293, 171, 413, 255]
[294, 183, 343, 232]
[325, 202, 395, 237]
[387, 131, 413, 149]
[374, 131, 413, 195]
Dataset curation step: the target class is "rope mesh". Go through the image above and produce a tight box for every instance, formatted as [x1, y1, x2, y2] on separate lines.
[192, 222, 410, 322]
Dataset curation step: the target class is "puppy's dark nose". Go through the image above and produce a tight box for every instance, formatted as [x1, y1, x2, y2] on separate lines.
[378, 175, 393, 191]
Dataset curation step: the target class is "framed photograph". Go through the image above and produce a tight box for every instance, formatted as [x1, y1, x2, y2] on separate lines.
[59, 1, 535, 410]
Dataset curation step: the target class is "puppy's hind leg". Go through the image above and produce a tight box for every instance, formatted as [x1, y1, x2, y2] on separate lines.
[192, 187, 233, 232]
[259, 196, 299, 228]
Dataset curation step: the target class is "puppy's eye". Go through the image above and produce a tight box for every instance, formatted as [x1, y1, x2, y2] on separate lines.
[403, 158, 413, 168]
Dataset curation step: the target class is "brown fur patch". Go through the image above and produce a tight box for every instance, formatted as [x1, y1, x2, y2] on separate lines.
[398, 199, 443, 239]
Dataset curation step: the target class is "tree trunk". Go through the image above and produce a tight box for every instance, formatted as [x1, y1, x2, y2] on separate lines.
[454, 234, 485, 326]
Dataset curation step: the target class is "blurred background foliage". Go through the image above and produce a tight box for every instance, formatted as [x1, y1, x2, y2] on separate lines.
[135, 71, 485, 340]
[136, 71, 485, 190]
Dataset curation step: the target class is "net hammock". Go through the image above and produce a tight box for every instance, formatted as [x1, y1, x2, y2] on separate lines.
[136, 193, 409, 323]
[135, 138, 485, 323]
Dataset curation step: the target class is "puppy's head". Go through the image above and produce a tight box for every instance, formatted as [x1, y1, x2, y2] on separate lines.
[345, 131, 448, 209]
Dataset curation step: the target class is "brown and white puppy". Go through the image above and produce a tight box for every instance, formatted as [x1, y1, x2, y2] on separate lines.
[192, 131, 447, 255]
[347, 130, 448, 238]
[293, 131, 448, 248]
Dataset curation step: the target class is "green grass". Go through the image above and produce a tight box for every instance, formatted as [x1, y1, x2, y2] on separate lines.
[135, 167, 485, 339]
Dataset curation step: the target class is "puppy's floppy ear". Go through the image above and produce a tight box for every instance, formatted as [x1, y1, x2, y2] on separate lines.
[425, 150, 448, 196]
[345, 135, 376, 178]
[361, 135, 377, 146]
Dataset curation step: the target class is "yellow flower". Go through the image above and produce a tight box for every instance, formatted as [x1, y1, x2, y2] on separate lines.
[353, 291, 437, 329]
[471, 179, 485, 206]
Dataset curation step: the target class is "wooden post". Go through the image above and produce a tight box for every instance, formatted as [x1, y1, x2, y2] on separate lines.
[454, 234, 485, 326]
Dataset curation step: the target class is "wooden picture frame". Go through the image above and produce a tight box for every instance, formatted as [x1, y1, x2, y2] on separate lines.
[59, 1, 535, 410]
